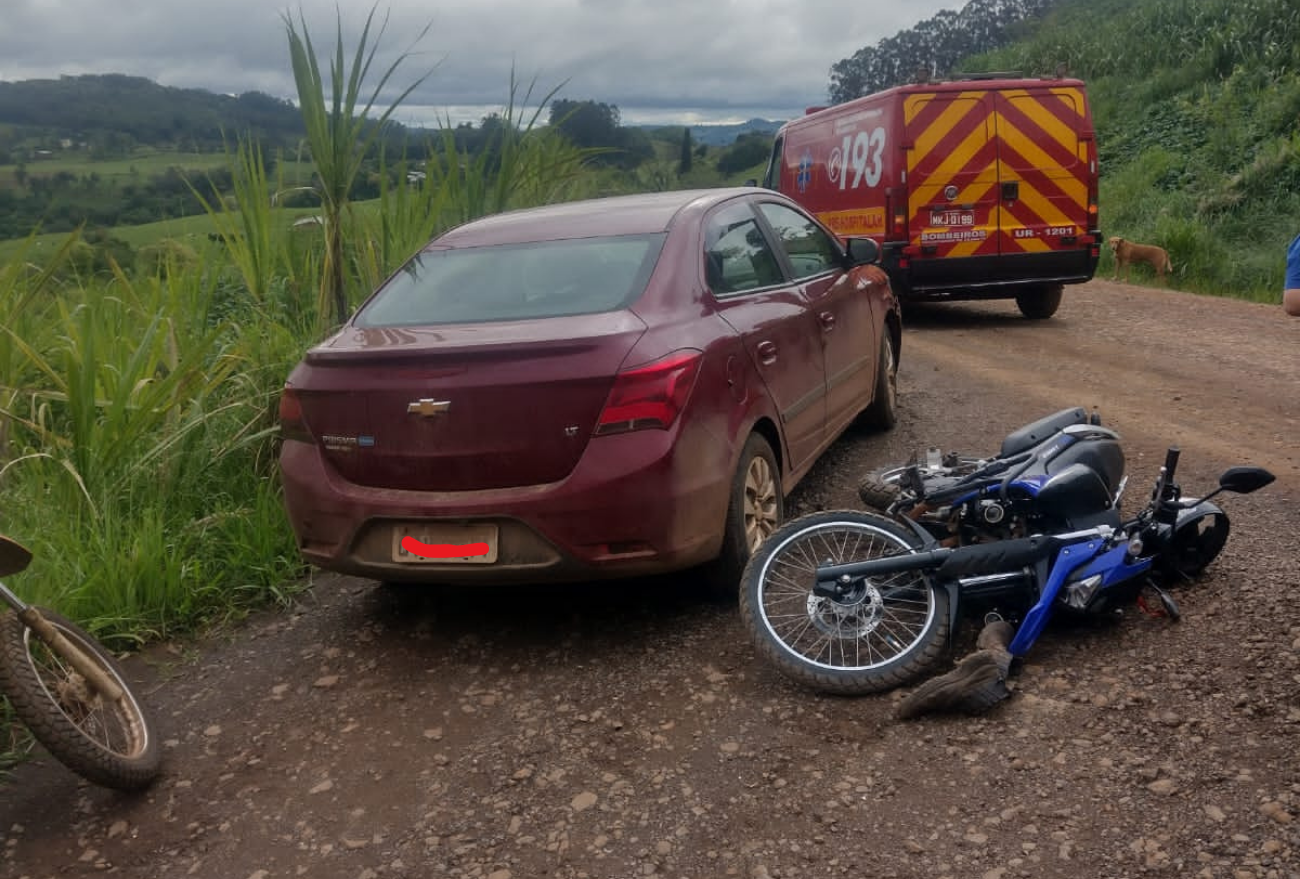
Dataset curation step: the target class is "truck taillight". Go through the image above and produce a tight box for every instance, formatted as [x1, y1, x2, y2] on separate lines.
[595, 350, 703, 436]
[892, 207, 907, 235]
[278, 385, 313, 443]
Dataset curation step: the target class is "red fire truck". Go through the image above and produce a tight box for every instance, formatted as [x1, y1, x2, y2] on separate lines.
[762, 73, 1101, 319]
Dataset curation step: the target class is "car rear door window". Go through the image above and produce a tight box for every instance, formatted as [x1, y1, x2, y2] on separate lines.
[703, 202, 787, 295]
[756, 203, 843, 281]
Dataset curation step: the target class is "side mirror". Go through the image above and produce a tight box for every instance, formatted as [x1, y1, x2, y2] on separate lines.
[845, 236, 881, 266]
[1217, 466, 1275, 495]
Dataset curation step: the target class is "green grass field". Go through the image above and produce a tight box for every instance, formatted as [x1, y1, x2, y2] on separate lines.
[0, 149, 314, 188]
[0, 204, 327, 264]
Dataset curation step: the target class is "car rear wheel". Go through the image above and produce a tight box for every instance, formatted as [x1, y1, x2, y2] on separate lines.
[703, 433, 783, 600]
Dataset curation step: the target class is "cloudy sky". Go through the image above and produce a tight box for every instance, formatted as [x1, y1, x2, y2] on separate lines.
[1, 0, 965, 127]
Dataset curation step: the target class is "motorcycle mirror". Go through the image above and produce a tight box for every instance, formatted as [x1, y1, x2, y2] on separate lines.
[1217, 466, 1275, 495]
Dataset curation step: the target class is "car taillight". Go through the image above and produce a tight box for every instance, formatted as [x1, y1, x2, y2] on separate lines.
[595, 349, 703, 436]
[278, 384, 313, 443]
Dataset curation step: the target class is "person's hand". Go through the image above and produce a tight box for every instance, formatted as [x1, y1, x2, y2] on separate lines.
[1285, 288, 1300, 317]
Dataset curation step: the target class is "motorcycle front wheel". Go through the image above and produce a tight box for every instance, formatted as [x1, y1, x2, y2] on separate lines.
[739, 510, 950, 695]
[0, 608, 161, 790]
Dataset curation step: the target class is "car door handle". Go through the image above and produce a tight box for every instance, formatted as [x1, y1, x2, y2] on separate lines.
[819, 311, 836, 331]
[756, 341, 778, 365]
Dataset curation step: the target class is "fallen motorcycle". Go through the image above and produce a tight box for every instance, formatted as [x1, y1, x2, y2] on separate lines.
[738, 409, 1275, 702]
[0, 534, 161, 790]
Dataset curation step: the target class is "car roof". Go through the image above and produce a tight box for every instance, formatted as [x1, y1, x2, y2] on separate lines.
[427, 187, 773, 248]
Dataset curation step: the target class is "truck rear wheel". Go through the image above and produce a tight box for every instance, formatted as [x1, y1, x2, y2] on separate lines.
[1016, 284, 1063, 320]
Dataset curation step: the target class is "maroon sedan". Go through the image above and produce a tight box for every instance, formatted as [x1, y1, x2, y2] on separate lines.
[277, 186, 901, 589]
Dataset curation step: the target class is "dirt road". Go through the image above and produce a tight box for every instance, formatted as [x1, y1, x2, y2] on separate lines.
[4, 280, 1299, 879]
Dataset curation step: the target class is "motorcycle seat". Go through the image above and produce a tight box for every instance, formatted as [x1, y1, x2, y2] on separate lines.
[999, 407, 1089, 458]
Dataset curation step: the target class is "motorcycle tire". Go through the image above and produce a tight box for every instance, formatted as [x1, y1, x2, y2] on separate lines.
[857, 469, 903, 511]
[739, 509, 951, 695]
[0, 608, 161, 791]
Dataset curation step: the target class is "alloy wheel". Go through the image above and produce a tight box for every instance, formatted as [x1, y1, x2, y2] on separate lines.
[743, 455, 779, 552]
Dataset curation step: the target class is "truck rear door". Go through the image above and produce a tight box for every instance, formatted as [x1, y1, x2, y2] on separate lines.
[903, 91, 1001, 267]
[992, 87, 1092, 260]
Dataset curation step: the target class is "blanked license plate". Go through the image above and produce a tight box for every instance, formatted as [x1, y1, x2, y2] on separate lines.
[391, 523, 499, 564]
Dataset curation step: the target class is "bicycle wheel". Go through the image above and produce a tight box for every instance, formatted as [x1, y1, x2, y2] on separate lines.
[0, 608, 160, 790]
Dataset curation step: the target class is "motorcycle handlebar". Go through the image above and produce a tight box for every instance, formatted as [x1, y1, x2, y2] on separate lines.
[1150, 445, 1182, 523]
[1162, 446, 1181, 482]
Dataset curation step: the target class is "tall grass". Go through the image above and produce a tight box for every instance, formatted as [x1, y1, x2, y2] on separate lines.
[0, 248, 303, 644]
[283, 1, 437, 329]
[346, 68, 599, 293]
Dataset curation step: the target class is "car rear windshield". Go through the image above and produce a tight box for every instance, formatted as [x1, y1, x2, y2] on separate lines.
[353, 233, 668, 327]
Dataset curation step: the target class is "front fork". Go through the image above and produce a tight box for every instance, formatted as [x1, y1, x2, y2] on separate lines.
[0, 581, 125, 703]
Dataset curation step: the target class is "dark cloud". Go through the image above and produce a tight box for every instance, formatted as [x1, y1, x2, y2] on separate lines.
[0, 0, 961, 123]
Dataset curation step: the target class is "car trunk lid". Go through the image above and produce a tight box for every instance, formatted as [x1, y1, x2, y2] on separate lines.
[293, 313, 647, 491]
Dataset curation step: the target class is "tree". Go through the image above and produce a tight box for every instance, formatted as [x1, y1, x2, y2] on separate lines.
[679, 128, 692, 174]
[548, 99, 621, 151]
[827, 0, 1066, 102]
[715, 132, 771, 175]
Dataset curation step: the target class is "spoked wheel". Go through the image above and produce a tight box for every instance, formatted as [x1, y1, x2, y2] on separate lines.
[0, 609, 161, 790]
[739, 510, 950, 694]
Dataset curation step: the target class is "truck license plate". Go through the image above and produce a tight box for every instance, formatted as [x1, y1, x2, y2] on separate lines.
[930, 210, 974, 227]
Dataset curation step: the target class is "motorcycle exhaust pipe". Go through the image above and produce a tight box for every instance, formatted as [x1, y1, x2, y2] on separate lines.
[956, 569, 1033, 599]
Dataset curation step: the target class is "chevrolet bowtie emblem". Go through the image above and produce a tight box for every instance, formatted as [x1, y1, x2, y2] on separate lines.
[407, 398, 451, 417]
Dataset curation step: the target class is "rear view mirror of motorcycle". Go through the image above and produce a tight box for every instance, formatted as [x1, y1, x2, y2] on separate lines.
[1217, 466, 1276, 495]
[1184, 466, 1277, 507]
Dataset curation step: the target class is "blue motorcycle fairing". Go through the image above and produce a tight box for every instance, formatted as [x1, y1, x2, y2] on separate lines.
[1072, 541, 1154, 589]
[1006, 537, 1111, 656]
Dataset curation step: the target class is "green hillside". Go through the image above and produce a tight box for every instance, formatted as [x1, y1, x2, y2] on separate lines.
[960, 0, 1300, 301]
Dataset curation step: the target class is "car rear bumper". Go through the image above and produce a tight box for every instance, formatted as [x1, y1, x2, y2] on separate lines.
[278, 428, 732, 584]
